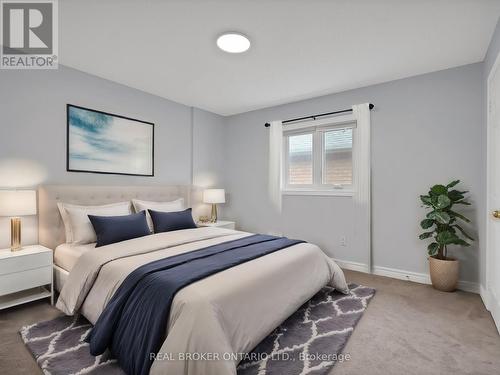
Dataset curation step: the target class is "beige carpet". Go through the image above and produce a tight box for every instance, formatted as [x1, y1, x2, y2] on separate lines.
[1, 270, 499, 375]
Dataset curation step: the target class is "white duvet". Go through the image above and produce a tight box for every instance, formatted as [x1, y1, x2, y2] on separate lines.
[57, 227, 348, 375]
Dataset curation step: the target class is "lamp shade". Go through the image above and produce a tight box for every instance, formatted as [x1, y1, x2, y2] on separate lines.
[203, 189, 225, 204]
[0, 190, 37, 216]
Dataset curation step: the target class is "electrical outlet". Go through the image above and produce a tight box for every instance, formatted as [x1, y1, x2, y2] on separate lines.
[340, 236, 347, 246]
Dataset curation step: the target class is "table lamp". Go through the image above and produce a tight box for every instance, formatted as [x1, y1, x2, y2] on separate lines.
[0, 190, 37, 251]
[203, 189, 225, 223]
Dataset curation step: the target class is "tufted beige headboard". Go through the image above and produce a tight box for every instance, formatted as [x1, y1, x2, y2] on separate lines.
[38, 185, 206, 250]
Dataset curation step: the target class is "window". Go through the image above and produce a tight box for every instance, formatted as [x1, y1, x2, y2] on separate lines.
[288, 133, 313, 185]
[323, 128, 353, 186]
[283, 122, 354, 194]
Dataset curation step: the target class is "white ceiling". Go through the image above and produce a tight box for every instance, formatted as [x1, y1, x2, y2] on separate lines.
[60, 0, 500, 116]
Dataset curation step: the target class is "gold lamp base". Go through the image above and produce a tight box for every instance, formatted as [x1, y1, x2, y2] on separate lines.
[11, 217, 22, 251]
[210, 204, 218, 223]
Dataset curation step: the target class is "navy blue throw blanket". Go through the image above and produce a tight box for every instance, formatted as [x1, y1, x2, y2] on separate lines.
[86, 234, 303, 375]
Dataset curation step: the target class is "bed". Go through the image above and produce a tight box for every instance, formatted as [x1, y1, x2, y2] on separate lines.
[39, 185, 348, 375]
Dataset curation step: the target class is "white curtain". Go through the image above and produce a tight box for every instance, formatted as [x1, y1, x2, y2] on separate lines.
[352, 103, 372, 270]
[268, 120, 283, 212]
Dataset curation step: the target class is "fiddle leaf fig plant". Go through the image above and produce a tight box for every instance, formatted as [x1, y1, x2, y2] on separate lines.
[419, 180, 474, 259]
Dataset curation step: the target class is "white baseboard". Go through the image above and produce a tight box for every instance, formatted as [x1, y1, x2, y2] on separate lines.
[493, 295, 500, 334]
[333, 259, 370, 273]
[335, 259, 479, 294]
[372, 265, 431, 285]
[480, 284, 500, 333]
[456, 280, 480, 294]
[480, 284, 491, 310]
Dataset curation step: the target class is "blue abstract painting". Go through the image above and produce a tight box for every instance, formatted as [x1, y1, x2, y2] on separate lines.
[67, 105, 154, 176]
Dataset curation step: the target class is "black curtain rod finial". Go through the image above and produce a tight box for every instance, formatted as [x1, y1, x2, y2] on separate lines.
[265, 122, 271, 127]
[369, 103, 374, 110]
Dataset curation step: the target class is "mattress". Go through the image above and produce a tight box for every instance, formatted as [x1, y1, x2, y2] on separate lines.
[54, 243, 96, 272]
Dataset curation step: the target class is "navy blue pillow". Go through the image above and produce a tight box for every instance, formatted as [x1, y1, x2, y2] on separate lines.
[88, 211, 151, 247]
[148, 208, 197, 233]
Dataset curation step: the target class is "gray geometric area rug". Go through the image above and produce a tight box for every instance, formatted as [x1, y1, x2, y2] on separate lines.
[20, 284, 375, 375]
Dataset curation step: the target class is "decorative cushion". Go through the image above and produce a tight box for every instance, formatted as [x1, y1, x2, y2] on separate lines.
[132, 198, 185, 232]
[148, 208, 197, 233]
[88, 211, 151, 247]
[64, 202, 132, 245]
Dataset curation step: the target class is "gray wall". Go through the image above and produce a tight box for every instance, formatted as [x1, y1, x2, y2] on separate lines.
[224, 63, 484, 283]
[0, 65, 225, 248]
[192, 108, 226, 188]
[192, 107, 227, 219]
[0, 58, 488, 285]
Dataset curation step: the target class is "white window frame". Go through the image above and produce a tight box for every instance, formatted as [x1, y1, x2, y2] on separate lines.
[282, 114, 356, 197]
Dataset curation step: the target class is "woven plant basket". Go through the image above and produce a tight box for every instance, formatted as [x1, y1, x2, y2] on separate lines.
[429, 256, 459, 292]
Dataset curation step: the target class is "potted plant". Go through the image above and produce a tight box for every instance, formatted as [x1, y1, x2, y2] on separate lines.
[418, 180, 474, 292]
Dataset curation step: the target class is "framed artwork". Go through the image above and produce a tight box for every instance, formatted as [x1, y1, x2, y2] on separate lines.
[66, 104, 154, 176]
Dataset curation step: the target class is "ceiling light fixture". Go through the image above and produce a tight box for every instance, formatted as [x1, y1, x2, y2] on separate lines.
[216, 32, 251, 53]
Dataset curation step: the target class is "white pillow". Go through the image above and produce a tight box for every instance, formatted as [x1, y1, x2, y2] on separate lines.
[58, 202, 131, 244]
[57, 202, 76, 243]
[132, 198, 185, 232]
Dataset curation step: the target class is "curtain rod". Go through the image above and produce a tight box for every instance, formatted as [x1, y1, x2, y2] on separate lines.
[264, 103, 374, 127]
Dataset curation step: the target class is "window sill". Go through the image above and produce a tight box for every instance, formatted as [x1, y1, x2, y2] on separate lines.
[281, 189, 354, 197]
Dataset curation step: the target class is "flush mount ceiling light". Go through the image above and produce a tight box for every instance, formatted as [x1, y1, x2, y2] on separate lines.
[216, 33, 251, 53]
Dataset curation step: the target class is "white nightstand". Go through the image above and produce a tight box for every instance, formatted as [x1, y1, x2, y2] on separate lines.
[198, 220, 236, 230]
[0, 245, 53, 310]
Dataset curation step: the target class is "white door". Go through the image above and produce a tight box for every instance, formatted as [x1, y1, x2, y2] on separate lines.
[487, 52, 500, 333]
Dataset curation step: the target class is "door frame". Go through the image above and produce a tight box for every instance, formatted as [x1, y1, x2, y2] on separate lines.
[485, 48, 500, 332]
